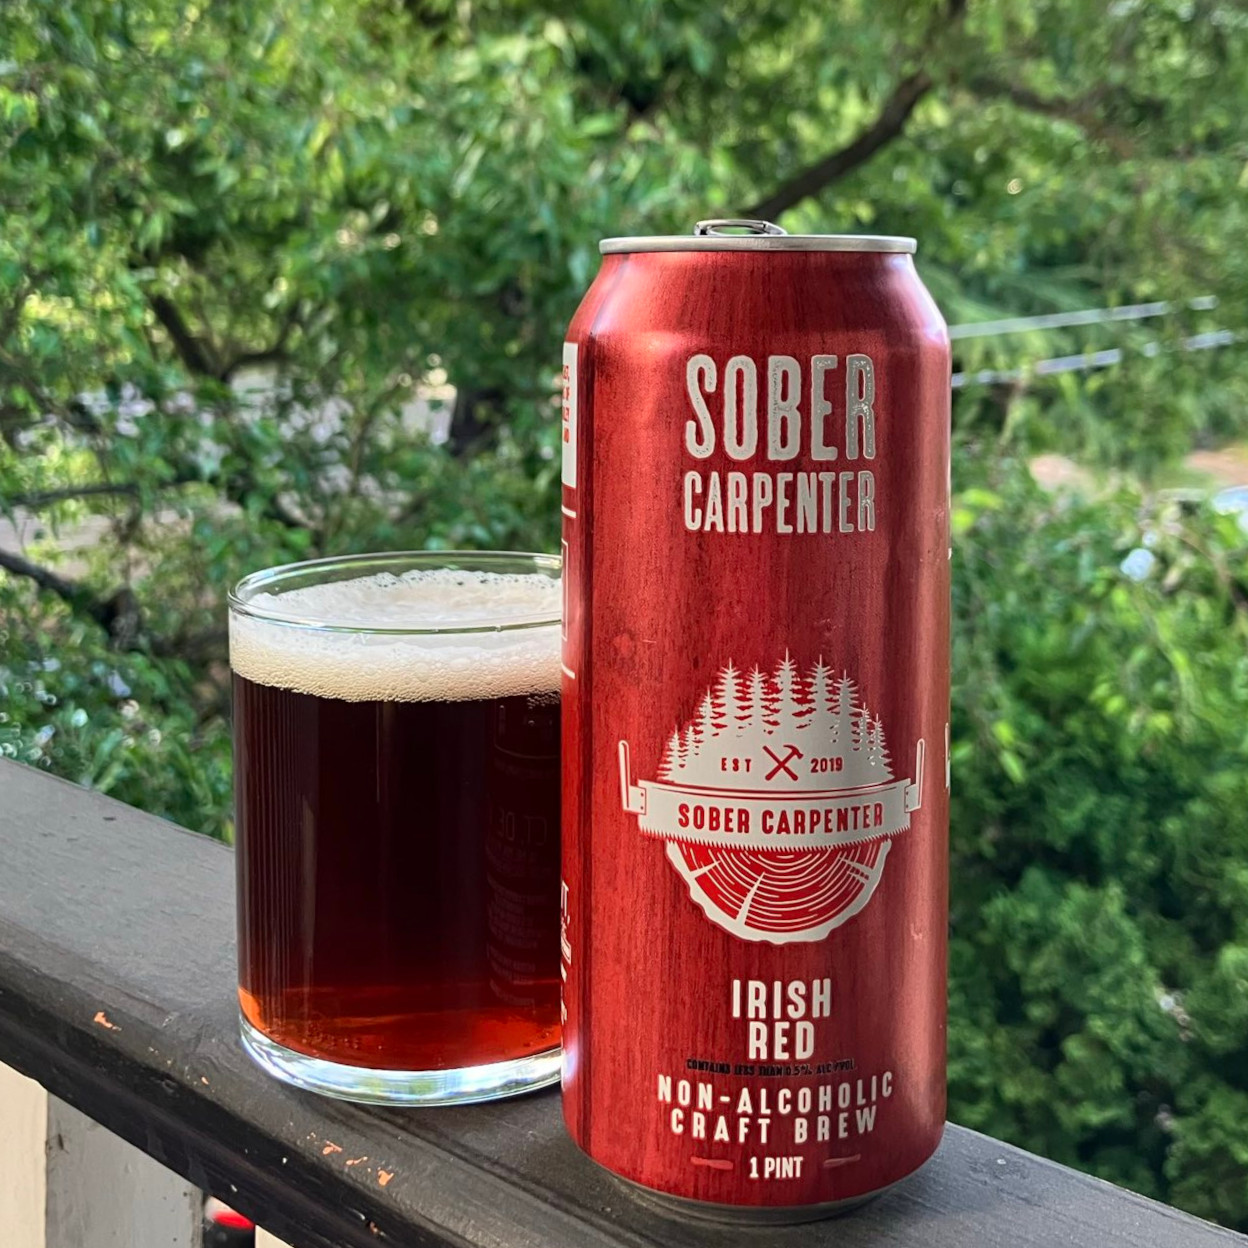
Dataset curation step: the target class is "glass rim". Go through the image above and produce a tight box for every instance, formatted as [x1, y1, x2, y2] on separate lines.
[228, 550, 562, 636]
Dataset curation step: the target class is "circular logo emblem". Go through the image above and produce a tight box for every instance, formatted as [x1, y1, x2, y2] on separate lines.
[619, 655, 923, 943]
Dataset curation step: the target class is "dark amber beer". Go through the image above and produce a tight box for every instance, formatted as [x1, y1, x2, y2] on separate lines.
[561, 220, 951, 1216]
[230, 552, 562, 1104]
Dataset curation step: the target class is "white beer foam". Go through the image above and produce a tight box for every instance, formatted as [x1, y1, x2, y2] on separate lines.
[229, 568, 561, 702]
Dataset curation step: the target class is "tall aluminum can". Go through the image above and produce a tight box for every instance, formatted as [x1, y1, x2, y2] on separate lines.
[559, 219, 950, 1221]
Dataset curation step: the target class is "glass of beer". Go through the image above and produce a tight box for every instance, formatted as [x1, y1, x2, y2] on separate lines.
[228, 551, 562, 1105]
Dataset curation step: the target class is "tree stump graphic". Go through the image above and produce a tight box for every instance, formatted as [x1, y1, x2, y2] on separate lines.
[620, 656, 923, 943]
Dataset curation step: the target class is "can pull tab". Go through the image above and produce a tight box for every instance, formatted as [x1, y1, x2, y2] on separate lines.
[693, 218, 788, 237]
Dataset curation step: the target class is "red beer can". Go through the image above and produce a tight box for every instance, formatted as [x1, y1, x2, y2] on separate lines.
[559, 219, 950, 1221]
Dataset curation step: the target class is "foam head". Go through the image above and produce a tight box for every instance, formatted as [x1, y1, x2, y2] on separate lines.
[229, 568, 561, 703]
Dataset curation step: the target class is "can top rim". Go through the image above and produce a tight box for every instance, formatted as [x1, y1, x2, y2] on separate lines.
[599, 234, 917, 255]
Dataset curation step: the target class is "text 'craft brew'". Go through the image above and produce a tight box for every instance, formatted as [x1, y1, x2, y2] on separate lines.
[619, 654, 924, 943]
[561, 220, 950, 1219]
[230, 555, 563, 1105]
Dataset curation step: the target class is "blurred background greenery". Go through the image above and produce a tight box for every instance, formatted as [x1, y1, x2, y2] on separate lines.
[2, 0, 1247, 1227]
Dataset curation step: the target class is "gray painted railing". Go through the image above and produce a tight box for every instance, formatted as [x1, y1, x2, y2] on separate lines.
[0, 758, 1242, 1248]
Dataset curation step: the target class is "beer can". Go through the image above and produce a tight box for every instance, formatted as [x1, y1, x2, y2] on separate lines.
[559, 218, 950, 1220]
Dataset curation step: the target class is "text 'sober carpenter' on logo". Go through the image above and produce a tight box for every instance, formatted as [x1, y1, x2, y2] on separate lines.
[619, 654, 924, 943]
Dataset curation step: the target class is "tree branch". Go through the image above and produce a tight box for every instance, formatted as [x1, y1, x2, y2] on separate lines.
[743, 0, 967, 221]
[446, 385, 506, 457]
[0, 547, 141, 642]
[0, 276, 36, 345]
[1, 380, 314, 534]
[218, 347, 286, 382]
[0, 547, 92, 611]
[149, 294, 218, 378]
[0, 544, 234, 659]
[964, 76, 1135, 155]
[220, 299, 304, 382]
[975, 79, 1104, 124]
[743, 70, 934, 220]
[6, 441, 308, 534]
[7, 482, 141, 508]
[149, 625, 228, 661]
[0, 345, 60, 418]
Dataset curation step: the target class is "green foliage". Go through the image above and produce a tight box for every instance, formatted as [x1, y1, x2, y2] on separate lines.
[2, 0, 1248, 1228]
[0, 581, 232, 838]
[949, 461, 1248, 1222]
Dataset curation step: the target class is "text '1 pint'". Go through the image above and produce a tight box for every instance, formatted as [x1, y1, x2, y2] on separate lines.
[559, 219, 952, 1221]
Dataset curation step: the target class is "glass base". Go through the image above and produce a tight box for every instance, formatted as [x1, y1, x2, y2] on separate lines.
[239, 1014, 561, 1106]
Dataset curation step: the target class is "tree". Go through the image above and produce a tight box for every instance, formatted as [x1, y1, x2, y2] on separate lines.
[694, 690, 718, 754]
[2, 0, 1248, 1227]
[744, 667, 771, 734]
[808, 660, 834, 721]
[716, 662, 745, 737]
[948, 465, 1248, 1229]
[771, 653, 802, 737]
[682, 724, 699, 767]
[659, 728, 683, 781]
[833, 675, 859, 751]
[866, 716, 890, 773]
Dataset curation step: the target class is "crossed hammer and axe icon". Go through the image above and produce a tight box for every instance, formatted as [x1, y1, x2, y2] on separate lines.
[762, 743, 804, 781]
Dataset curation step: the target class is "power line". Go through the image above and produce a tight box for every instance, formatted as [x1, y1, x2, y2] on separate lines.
[948, 296, 1218, 341]
[951, 329, 1238, 390]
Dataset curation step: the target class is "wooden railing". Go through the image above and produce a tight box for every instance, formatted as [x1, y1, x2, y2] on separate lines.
[0, 757, 1242, 1248]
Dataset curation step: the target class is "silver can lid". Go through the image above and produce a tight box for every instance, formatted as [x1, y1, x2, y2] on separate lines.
[600, 218, 916, 255]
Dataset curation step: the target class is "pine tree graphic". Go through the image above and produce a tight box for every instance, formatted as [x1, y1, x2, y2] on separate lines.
[659, 728, 683, 781]
[866, 715, 891, 771]
[832, 673, 857, 750]
[717, 662, 746, 737]
[809, 659, 834, 719]
[657, 657, 894, 789]
[853, 702, 872, 754]
[773, 652, 804, 739]
[697, 690, 718, 746]
[746, 666, 770, 730]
